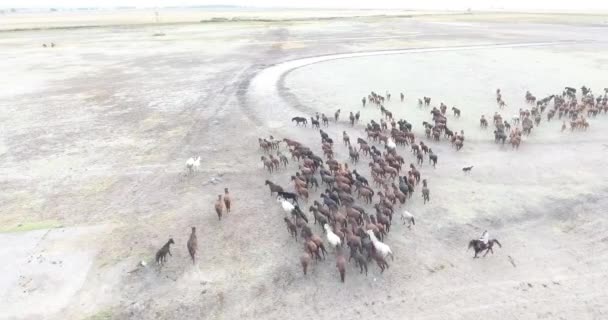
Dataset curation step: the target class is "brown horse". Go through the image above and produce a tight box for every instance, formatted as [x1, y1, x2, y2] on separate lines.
[428, 149, 438, 167]
[284, 217, 298, 240]
[223, 188, 231, 213]
[214, 195, 224, 220]
[422, 180, 430, 204]
[480, 116, 488, 128]
[305, 240, 322, 260]
[336, 249, 346, 283]
[300, 252, 312, 275]
[261, 156, 274, 172]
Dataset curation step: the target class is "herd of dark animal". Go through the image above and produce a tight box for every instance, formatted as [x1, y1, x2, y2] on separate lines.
[154, 189, 231, 266]
[485, 87, 607, 149]
[255, 90, 491, 282]
[153, 85, 607, 282]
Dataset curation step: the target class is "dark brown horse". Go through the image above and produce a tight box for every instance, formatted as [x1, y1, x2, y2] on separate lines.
[336, 249, 346, 283]
[292, 117, 308, 126]
[468, 238, 502, 258]
[187, 227, 197, 264]
[300, 252, 312, 275]
[155, 238, 175, 265]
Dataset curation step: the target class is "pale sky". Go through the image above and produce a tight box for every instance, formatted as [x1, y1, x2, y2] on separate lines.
[2, 0, 608, 11]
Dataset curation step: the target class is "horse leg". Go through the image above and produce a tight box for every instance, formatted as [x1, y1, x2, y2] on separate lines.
[483, 246, 493, 257]
[320, 244, 328, 259]
[483, 248, 491, 257]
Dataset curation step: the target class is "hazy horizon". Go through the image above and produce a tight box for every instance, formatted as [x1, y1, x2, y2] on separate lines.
[2, 0, 608, 12]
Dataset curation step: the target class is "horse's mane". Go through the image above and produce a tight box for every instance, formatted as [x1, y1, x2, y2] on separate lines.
[468, 239, 477, 249]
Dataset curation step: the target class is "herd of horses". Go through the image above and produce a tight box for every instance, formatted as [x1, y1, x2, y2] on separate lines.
[256, 89, 494, 282]
[484, 87, 606, 149]
[153, 85, 607, 283]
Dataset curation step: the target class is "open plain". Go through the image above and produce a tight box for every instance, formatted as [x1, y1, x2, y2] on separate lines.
[1, 10, 608, 320]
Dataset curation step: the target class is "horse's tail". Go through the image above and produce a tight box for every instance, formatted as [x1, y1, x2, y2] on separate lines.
[340, 269, 345, 282]
[411, 216, 415, 225]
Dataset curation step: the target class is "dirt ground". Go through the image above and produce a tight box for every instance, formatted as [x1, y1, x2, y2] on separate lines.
[1, 11, 608, 320]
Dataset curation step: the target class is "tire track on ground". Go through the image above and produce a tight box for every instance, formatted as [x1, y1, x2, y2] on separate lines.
[274, 40, 588, 115]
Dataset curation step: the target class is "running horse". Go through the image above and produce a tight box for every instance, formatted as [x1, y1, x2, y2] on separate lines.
[468, 231, 502, 258]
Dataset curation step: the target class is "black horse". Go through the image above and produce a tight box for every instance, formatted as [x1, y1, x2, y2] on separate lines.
[306, 176, 319, 190]
[319, 129, 329, 141]
[352, 170, 368, 186]
[428, 151, 438, 167]
[277, 191, 298, 204]
[292, 205, 309, 223]
[494, 130, 507, 144]
[468, 238, 502, 258]
[292, 117, 308, 127]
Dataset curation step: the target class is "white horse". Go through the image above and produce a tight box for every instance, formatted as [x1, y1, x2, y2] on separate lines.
[186, 156, 201, 174]
[324, 224, 341, 248]
[277, 196, 295, 215]
[367, 230, 394, 261]
[386, 137, 396, 151]
[400, 210, 416, 228]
